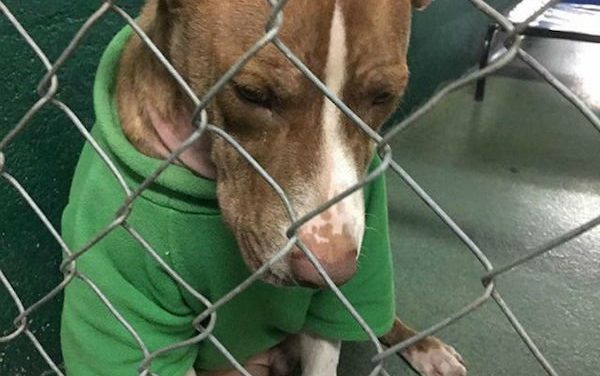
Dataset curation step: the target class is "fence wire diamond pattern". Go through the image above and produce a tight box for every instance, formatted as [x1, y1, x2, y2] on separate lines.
[1, 0, 599, 375]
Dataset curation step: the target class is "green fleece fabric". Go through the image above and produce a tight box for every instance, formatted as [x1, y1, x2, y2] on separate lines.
[61, 26, 395, 375]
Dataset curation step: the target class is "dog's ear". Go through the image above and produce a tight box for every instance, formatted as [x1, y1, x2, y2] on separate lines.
[412, 0, 431, 10]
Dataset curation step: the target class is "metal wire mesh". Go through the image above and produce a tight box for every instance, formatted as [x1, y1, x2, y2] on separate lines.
[1, 0, 599, 375]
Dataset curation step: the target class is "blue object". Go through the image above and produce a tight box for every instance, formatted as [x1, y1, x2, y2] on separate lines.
[562, 0, 600, 5]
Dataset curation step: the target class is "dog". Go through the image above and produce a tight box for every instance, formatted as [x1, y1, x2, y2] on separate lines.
[60, 1, 467, 375]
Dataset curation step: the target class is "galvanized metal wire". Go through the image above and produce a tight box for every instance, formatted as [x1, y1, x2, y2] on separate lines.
[1, 0, 599, 375]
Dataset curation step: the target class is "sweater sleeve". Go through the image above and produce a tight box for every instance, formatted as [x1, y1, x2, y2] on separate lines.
[303, 156, 396, 341]
[61, 143, 198, 376]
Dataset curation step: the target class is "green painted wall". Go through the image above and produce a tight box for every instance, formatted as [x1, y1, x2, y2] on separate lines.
[0, 2, 143, 374]
[395, 0, 516, 118]
[0, 1, 514, 373]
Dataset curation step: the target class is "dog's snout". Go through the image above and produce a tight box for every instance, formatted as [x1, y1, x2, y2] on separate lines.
[290, 212, 360, 287]
[290, 246, 357, 287]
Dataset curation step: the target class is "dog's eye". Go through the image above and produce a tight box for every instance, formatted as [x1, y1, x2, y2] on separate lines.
[233, 83, 272, 108]
[372, 91, 394, 105]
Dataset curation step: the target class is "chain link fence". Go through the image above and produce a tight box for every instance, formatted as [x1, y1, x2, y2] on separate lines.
[1, 0, 599, 375]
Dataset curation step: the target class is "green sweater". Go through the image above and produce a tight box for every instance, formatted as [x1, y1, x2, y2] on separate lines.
[61, 26, 395, 376]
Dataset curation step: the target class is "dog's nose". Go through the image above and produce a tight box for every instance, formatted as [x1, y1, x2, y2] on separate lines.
[289, 189, 363, 287]
[290, 215, 359, 287]
[290, 245, 357, 287]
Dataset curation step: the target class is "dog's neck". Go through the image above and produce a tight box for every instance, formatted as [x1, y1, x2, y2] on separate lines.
[115, 1, 216, 180]
[146, 106, 216, 179]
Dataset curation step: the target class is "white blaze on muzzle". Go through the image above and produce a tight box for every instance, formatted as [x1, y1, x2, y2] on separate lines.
[300, 2, 365, 260]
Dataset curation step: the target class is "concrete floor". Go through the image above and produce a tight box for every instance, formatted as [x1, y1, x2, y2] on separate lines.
[339, 38, 600, 375]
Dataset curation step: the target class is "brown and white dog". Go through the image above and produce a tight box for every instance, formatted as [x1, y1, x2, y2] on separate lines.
[116, 0, 467, 375]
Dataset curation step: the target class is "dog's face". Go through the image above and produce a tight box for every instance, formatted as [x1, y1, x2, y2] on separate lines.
[159, 0, 426, 286]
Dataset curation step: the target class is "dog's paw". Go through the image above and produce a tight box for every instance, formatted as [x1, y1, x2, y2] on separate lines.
[402, 339, 466, 376]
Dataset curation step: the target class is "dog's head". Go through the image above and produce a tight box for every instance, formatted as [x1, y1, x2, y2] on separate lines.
[152, 0, 428, 287]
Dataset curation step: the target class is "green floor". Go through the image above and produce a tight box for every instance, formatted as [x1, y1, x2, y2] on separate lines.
[339, 77, 600, 375]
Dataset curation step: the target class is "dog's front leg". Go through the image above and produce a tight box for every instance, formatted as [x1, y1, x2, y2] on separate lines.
[380, 318, 466, 376]
[299, 332, 341, 376]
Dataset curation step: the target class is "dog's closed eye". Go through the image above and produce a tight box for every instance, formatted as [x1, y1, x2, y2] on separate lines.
[372, 91, 395, 106]
[233, 82, 274, 109]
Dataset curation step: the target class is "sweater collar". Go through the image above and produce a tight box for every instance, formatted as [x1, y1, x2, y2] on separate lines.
[94, 26, 219, 213]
